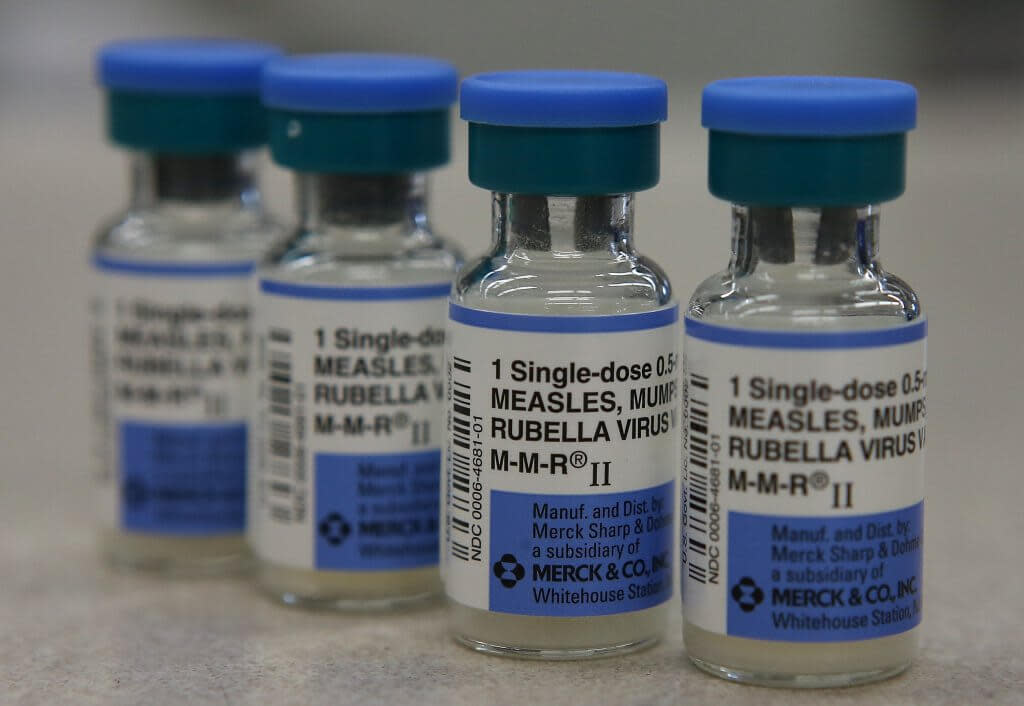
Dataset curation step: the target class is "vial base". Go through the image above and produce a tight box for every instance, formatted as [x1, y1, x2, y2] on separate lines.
[257, 561, 441, 612]
[99, 529, 249, 577]
[684, 622, 916, 688]
[449, 601, 666, 660]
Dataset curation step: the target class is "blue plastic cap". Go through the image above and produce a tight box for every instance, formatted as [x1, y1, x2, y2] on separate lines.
[460, 70, 668, 128]
[97, 38, 281, 95]
[261, 54, 458, 113]
[702, 76, 917, 136]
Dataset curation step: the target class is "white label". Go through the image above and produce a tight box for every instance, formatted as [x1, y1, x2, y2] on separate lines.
[682, 317, 926, 642]
[251, 279, 450, 571]
[92, 256, 254, 534]
[444, 303, 679, 617]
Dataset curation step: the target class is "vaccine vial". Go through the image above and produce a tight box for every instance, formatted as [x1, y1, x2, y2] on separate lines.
[92, 40, 283, 573]
[251, 55, 460, 609]
[682, 78, 925, 686]
[446, 72, 677, 658]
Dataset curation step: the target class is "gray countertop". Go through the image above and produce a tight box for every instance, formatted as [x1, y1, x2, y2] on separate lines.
[2, 83, 1023, 705]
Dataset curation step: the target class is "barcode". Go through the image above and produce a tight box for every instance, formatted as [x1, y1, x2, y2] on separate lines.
[89, 297, 111, 482]
[448, 355, 474, 562]
[266, 327, 297, 523]
[685, 372, 711, 585]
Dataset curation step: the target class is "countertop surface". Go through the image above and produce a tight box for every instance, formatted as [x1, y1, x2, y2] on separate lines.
[2, 82, 1023, 705]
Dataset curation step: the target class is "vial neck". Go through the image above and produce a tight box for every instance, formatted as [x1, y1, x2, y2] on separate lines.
[493, 193, 635, 261]
[730, 205, 880, 277]
[296, 172, 430, 253]
[129, 151, 263, 210]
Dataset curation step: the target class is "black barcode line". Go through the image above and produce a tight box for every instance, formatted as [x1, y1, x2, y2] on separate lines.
[448, 359, 474, 562]
[267, 329, 295, 523]
[451, 381, 472, 450]
[686, 372, 711, 585]
[451, 541, 470, 561]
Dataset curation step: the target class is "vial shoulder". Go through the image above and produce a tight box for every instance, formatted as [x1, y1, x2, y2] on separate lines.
[260, 226, 462, 286]
[453, 249, 672, 314]
[687, 265, 922, 328]
[93, 206, 285, 263]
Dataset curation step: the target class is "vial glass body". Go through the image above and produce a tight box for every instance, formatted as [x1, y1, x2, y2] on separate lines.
[446, 192, 674, 658]
[252, 172, 460, 609]
[93, 151, 282, 574]
[683, 205, 922, 687]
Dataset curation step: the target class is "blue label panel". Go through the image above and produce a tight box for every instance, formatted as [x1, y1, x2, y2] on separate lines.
[726, 502, 923, 642]
[119, 421, 246, 534]
[488, 481, 674, 617]
[314, 450, 440, 571]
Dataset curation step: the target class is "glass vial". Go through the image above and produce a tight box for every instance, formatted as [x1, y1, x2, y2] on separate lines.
[446, 72, 677, 658]
[251, 55, 460, 609]
[682, 77, 925, 687]
[92, 40, 283, 574]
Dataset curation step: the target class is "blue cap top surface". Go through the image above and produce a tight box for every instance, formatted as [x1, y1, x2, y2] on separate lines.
[97, 38, 281, 94]
[702, 76, 917, 136]
[460, 70, 668, 128]
[261, 54, 458, 113]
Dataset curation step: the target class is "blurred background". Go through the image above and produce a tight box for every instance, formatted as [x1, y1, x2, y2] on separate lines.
[1, 1, 1022, 702]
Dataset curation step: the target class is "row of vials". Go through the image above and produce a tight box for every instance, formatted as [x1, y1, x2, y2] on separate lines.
[92, 39, 926, 688]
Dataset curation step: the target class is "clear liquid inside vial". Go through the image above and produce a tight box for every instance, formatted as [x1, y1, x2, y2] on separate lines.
[685, 205, 921, 686]
[95, 152, 283, 575]
[255, 172, 460, 609]
[448, 192, 673, 658]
